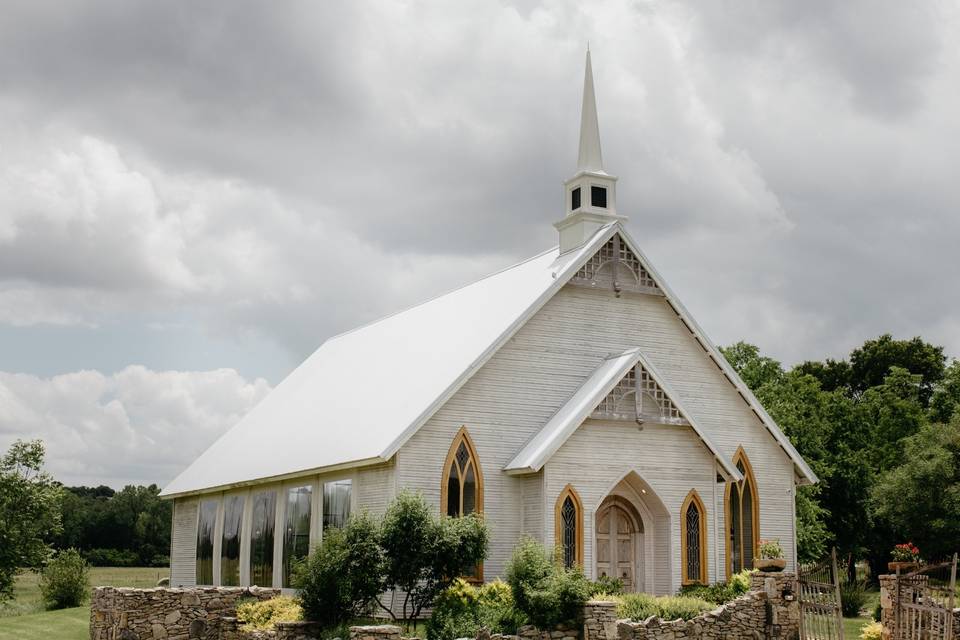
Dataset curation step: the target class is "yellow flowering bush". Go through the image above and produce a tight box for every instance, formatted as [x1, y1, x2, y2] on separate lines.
[236, 596, 303, 631]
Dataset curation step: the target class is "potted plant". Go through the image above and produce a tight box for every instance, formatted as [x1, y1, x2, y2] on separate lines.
[888, 543, 920, 573]
[754, 539, 786, 572]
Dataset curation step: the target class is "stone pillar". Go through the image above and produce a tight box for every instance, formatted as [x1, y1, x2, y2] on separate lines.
[879, 575, 897, 640]
[583, 600, 618, 640]
[750, 572, 800, 640]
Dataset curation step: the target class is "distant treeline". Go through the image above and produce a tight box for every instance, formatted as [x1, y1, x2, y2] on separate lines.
[55, 484, 171, 567]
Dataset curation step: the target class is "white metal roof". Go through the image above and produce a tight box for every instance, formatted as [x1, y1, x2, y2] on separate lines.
[503, 347, 743, 480]
[160, 227, 613, 498]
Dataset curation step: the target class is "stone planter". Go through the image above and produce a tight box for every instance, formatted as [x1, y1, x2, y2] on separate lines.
[754, 558, 786, 572]
[887, 561, 919, 573]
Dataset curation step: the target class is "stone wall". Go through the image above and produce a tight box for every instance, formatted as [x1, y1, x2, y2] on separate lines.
[221, 619, 326, 640]
[90, 586, 279, 640]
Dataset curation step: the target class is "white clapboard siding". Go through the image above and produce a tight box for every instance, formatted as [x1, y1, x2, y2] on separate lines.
[521, 473, 544, 542]
[395, 282, 798, 583]
[170, 498, 198, 588]
[356, 462, 397, 517]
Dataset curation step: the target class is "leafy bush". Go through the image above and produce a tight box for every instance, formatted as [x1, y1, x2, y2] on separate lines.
[758, 539, 784, 559]
[588, 575, 624, 597]
[294, 511, 384, 628]
[504, 538, 589, 629]
[83, 548, 139, 567]
[616, 593, 714, 622]
[39, 548, 89, 609]
[380, 491, 489, 625]
[840, 580, 868, 618]
[678, 570, 752, 605]
[860, 621, 883, 640]
[426, 579, 525, 640]
[873, 602, 882, 622]
[237, 596, 302, 631]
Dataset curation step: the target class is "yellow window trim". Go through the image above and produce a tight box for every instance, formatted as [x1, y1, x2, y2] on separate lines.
[724, 446, 760, 579]
[680, 488, 708, 585]
[554, 484, 584, 569]
[440, 425, 484, 581]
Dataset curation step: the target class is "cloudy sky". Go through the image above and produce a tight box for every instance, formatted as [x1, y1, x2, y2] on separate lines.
[1, 0, 958, 488]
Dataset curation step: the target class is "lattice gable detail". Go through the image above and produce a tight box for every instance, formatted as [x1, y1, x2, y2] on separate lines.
[571, 233, 661, 295]
[592, 362, 688, 425]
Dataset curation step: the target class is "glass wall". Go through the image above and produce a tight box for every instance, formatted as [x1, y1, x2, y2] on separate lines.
[323, 479, 351, 531]
[196, 499, 218, 585]
[282, 485, 313, 587]
[249, 490, 277, 587]
[220, 495, 244, 586]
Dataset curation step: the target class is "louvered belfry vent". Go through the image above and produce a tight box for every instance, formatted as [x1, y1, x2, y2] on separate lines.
[572, 234, 661, 295]
[592, 362, 687, 425]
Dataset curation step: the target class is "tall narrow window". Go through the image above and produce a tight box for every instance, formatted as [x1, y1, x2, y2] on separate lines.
[220, 495, 243, 586]
[571, 187, 581, 210]
[323, 479, 352, 531]
[554, 485, 583, 569]
[441, 427, 483, 518]
[726, 448, 760, 577]
[195, 499, 218, 585]
[283, 485, 312, 587]
[681, 489, 707, 584]
[591, 185, 607, 208]
[249, 490, 276, 587]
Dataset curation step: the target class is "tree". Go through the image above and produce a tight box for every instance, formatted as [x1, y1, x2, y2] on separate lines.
[856, 367, 927, 472]
[794, 359, 852, 394]
[378, 491, 488, 626]
[0, 440, 62, 601]
[871, 418, 960, 562]
[719, 342, 784, 390]
[929, 359, 960, 424]
[849, 335, 945, 406]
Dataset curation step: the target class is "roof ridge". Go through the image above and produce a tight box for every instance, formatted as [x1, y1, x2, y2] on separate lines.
[322, 245, 560, 344]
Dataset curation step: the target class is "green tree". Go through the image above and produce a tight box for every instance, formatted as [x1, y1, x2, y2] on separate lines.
[849, 335, 945, 406]
[379, 490, 489, 626]
[929, 359, 960, 424]
[871, 418, 960, 561]
[794, 359, 852, 394]
[719, 342, 784, 390]
[856, 367, 927, 472]
[0, 440, 62, 601]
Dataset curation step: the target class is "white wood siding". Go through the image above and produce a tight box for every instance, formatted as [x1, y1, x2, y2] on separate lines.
[170, 498, 198, 587]
[521, 472, 544, 542]
[395, 283, 798, 582]
[356, 462, 397, 517]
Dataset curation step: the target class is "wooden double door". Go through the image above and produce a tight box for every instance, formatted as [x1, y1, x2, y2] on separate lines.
[595, 497, 644, 592]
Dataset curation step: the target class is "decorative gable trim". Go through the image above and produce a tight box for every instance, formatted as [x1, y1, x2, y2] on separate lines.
[592, 362, 688, 425]
[570, 233, 662, 296]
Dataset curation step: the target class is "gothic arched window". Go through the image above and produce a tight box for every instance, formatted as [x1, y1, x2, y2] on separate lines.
[681, 489, 707, 584]
[554, 484, 583, 569]
[726, 448, 760, 577]
[441, 427, 484, 518]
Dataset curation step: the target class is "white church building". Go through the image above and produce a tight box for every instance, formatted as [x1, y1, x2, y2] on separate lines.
[161, 51, 817, 595]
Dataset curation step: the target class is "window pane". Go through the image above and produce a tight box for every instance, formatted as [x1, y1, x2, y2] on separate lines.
[249, 490, 276, 587]
[462, 464, 476, 516]
[686, 503, 701, 582]
[196, 499, 218, 585]
[571, 187, 581, 210]
[283, 485, 312, 588]
[323, 479, 352, 531]
[742, 482, 755, 571]
[220, 495, 243, 586]
[729, 488, 741, 573]
[561, 496, 577, 568]
[446, 463, 460, 517]
[591, 185, 607, 208]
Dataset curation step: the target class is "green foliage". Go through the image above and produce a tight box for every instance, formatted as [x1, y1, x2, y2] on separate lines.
[504, 538, 590, 629]
[294, 512, 384, 628]
[860, 621, 883, 640]
[930, 359, 960, 424]
[38, 549, 89, 610]
[872, 602, 882, 622]
[587, 575, 624, 597]
[719, 342, 784, 390]
[678, 570, 751, 605]
[379, 490, 489, 625]
[616, 593, 713, 622]
[237, 596, 303, 631]
[426, 579, 524, 640]
[758, 539, 783, 560]
[839, 581, 868, 618]
[0, 440, 62, 602]
[794, 486, 829, 564]
[849, 334, 945, 406]
[83, 548, 139, 567]
[871, 418, 960, 561]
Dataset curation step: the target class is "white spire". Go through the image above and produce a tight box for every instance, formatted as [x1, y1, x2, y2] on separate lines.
[577, 48, 604, 173]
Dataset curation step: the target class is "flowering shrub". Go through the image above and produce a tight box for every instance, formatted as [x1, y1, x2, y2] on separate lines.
[859, 621, 883, 640]
[891, 543, 920, 563]
[236, 596, 302, 631]
[758, 539, 784, 560]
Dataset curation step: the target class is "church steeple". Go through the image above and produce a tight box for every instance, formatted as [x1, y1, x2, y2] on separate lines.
[555, 48, 624, 254]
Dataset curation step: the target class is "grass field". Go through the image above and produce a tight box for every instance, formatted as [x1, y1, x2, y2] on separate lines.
[0, 566, 169, 640]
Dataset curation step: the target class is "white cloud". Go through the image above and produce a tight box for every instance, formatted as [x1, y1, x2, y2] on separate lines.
[0, 366, 272, 487]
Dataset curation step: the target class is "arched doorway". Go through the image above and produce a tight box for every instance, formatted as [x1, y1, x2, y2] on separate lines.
[595, 496, 644, 592]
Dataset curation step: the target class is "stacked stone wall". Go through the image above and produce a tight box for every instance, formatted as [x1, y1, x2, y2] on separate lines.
[90, 586, 279, 640]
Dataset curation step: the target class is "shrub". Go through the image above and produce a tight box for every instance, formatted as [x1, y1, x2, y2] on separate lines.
[426, 579, 525, 640]
[237, 596, 302, 631]
[505, 538, 589, 629]
[616, 593, 713, 622]
[872, 602, 882, 622]
[728, 569, 753, 595]
[294, 511, 384, 628]
[39, 548, 89, 610]
[840, 580, 868, 618]
[83, 548, 139, 567]
[380, 491, 489, 625]
[860, 621, 883, 640]
[588, 575, 624, 597]
[678, 570, 752, 605]
[758, 539, 784, 559]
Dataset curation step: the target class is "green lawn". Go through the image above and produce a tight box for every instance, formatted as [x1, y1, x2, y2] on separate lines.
[0, 566, 168, 640]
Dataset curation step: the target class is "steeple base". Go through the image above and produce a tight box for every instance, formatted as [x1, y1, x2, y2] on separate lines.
[554, 210, 626, 254]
